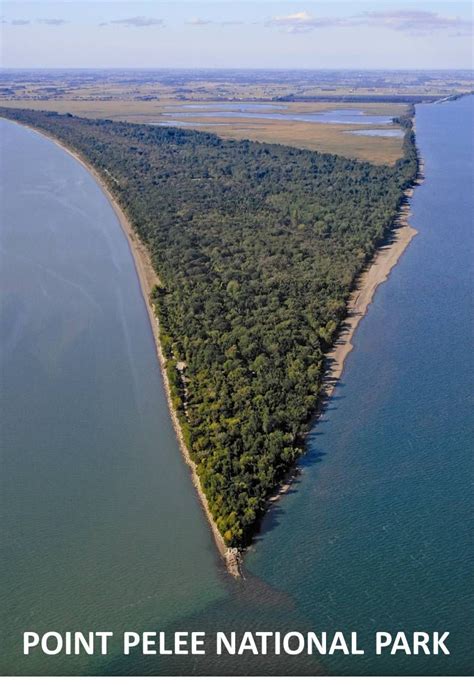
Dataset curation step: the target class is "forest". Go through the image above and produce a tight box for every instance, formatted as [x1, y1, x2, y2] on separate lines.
[0, 107, 418, 547]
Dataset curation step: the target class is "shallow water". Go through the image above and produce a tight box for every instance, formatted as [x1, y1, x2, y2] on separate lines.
[157, 120, 229, 127]
[349, 128, 404, 138]
[180, 103, 288, 111]
[161, 106, 394, 126]
[1, 95, 472, 676]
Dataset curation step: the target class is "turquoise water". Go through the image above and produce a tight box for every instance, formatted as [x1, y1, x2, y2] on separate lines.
[1, 95, 472, 676]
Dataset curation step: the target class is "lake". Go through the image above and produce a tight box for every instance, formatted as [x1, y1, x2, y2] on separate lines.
[0, 95, 472, 676]
[155, 104, 396, 131]
[162, 105, 394, 125]
[349, 128, 404, 138]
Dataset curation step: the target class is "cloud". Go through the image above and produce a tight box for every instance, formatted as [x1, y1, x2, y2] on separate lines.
[107, 16, 164, 28]
[265, 10, 347, 33]
[186, 17, 213, 26]
[186, 17, 245, 27]
[362, 10, 473, 36]
[37, 18, 68, 26]
[3, 18, 65, 26]
[266, 9, 473, 36]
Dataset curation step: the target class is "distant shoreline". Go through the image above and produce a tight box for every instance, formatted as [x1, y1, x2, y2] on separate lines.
[4, 117, 422, 579]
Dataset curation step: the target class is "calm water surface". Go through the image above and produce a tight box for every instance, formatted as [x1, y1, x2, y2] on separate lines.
[158, 105, 394, 127]
[349, 128, 404, 138]
[0, 96, 472, 676]
[0, 120, 225, 676]
[164, 105, 392, 124]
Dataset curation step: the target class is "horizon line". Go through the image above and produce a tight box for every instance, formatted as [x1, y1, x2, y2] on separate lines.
[1, 66, 473, 72]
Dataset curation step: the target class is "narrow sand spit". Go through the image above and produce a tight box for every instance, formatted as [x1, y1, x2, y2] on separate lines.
[9, 119, 421, 578]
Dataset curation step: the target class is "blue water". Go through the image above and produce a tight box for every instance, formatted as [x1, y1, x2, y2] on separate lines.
[158, 120, 229, 128]
[0, 119, 225, 676]
[161, 106, 393, 126]
[349, 128, 404, 138]
[180, 103, 287, 111]
[244, 95, 474, 675]
[1, 95, 472, 676]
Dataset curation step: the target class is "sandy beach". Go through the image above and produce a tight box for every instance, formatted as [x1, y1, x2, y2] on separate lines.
[10, 119, 421, 578]
[323, 195, 419, 401]
[266, 160, 424, 509]
[324, 161, 424, 400]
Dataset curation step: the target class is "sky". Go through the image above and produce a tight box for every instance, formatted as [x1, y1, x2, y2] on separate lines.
[1, 1, 473, 69]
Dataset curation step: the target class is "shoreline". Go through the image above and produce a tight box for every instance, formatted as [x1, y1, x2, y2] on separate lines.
[7, 120, 241, 578]
[67, 133, 423, 574]
[324, 155, 424, 401]
[266, 156, 424, 510]
[323, 186, 421, 402]
[5, 117, 422, 579]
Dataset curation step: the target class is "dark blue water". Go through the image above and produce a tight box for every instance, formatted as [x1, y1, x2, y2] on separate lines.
[243, 95, 474, 675]
[1, 96, 472, 676]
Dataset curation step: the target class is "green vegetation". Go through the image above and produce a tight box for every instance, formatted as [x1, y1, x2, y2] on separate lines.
[393, 104, 416, 130]
[0, 107, 418, 546]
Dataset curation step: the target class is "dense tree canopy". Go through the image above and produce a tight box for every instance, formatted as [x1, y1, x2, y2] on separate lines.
[1, 107, 418, 546]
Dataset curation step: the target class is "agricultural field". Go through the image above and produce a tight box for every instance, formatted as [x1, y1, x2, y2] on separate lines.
[1, 69, 471, 163]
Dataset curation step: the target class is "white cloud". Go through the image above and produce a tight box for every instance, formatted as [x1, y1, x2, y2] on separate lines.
[363, 10, 473, 36]
[108, 16, 164, 28]
[186, 17, 213, 26]
[266, 9, 473, 36]
[37, 18, 68, 26]
[4, 18, 69, 27]
[266, 10, 312, 32]
[186, 17, 245, 27]
[266, 10, 347, 33]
